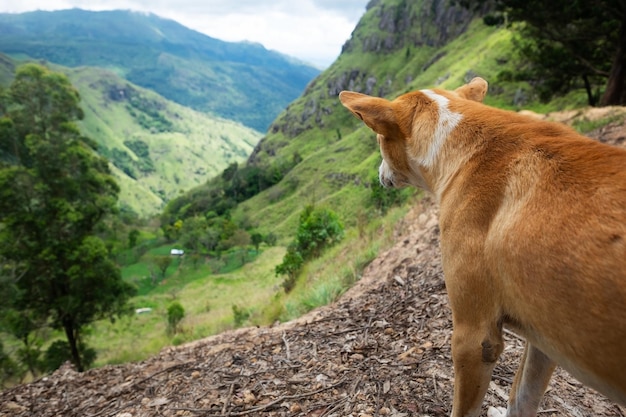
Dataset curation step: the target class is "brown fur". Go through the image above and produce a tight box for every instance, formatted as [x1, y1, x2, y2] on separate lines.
[339, 78, 626, 417]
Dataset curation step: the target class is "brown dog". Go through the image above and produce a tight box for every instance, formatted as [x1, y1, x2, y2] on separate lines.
[339, 78, 626, 417]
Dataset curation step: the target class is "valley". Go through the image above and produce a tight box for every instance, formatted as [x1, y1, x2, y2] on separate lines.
[1, 1, 625, 414]
[0, 9, 320, 132]
[68, 66, 262, 216]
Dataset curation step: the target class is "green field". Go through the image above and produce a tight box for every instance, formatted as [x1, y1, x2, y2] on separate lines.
[87, 197, 412, 367]
[90, 245, 284, 366]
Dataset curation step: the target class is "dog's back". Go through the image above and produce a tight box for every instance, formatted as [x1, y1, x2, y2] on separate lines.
[444, 104, 626, 404]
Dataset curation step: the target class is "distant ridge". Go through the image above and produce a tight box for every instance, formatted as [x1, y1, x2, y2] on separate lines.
[0, 53, 263, 217]
[0, 8, 321, 132]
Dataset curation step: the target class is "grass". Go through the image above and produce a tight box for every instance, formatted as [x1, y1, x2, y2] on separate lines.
[88, 188, 413, 367]
[122, 242, 264, 295]
[265, 200, 415, 323]
[231, 19, 542, 240]
[572, 113, 626, 133]
[90, 245, 285, 366]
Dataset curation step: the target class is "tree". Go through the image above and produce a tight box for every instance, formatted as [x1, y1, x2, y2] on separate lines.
[0, 64, 135, 372]
[202, 227, 221, 253]
[166, 302, 185, 335]
[275, 205, 344, 292]
[476, 0, 626, 105]
[179, 215, 208, 253]
[251, 232, 264, 253]
[153, 255, 173, 279]
[223, 229, 251, 264]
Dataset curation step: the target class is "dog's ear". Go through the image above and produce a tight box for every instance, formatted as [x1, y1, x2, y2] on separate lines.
[339, 91, 401, 138]
[454, 77, 488, 102]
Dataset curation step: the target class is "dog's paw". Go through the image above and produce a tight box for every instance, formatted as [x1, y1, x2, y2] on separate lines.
[487, 406, 507, 417]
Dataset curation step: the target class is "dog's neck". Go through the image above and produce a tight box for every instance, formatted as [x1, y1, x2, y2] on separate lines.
[410, 89, 482, 202]
[417, 90, 464, 168]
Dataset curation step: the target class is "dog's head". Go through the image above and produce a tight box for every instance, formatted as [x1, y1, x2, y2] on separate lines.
[339, 77, 488, 193]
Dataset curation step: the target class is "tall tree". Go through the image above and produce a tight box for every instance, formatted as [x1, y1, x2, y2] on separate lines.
[0, 64, 135, 372]
[472, 0, 626, 105]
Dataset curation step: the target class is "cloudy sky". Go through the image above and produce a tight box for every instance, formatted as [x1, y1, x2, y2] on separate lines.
[0, 0, 371, 68]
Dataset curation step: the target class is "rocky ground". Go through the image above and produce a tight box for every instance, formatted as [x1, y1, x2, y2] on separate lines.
[1, 111, 625, 417]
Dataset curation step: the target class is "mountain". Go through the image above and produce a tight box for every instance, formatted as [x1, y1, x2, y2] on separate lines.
[69, 66, 262, 217]
[0, 54, 262, 217]
[0, 9, 321, 132]
[165, 0, 541, 237]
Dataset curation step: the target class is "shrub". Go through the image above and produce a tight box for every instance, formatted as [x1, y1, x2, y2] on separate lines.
[295, 205, 344, 259]
[167, 302, 185, 335]
[275, 205, 344, 292]
[276, 243, 304, 292]
[154, 255, 173, 279]
[0, 341, 21, 386]
[232, 304, 251, 327]
[369, 174, 408, 214]
[42, 340, 96, 372]
[264, 232, 278, 246]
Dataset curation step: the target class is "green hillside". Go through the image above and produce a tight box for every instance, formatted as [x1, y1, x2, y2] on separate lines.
[0, 9, 320, 132]
[234, 1, 597, 234]
[115, 0, 526, 360]
[68, 66, 262, 217]
[167, 0, 564, 238]
[0, 55, 262, 216]
[148, 0, 618, 349]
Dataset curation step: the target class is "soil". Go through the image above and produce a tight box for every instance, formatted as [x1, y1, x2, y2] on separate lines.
[1, 115, 626, 417]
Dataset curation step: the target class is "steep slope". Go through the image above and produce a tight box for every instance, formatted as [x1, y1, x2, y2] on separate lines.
[0, 9, 320, 132]
[67, 66, 261, 217]
[0, 54, 261, 217]
[169, 0, 524, 238]
[0, 52, 14, 83]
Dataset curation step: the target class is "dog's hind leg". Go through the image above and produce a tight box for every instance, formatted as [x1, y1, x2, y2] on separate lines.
[450, 320, 504, 417]
[489, 343, 555, 417]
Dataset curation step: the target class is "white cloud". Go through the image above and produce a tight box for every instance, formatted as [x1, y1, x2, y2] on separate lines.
[0, 0, 370, 68]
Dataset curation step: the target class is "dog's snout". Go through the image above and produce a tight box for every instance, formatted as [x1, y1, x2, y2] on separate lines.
[378, 162, 395, 188]
[379, 176, 394, 188]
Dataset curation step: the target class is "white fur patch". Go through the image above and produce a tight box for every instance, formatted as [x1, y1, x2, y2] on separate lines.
[419, 89, 463, 168]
